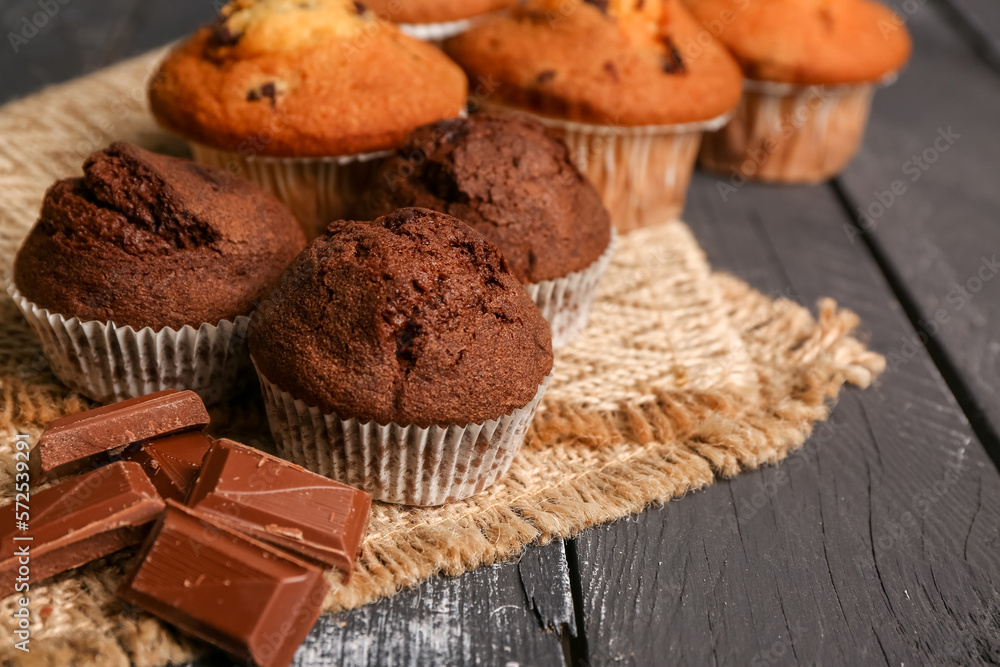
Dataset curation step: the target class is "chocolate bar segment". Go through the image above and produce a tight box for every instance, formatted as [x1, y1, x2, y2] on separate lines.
[186, 439, 371, 577]
[0, 461, 164, 594]
[31, 389, 210, 482]
[122, 431, 214, 502]
[119, 502, 328, 667]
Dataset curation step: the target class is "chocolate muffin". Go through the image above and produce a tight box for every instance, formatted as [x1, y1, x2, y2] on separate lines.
[14, 142, 305, 331]
[250, 208, 554, 504]
[250, 207, 552, 427]
[365, 114, 611, 284]
[10, 142, 306, 404]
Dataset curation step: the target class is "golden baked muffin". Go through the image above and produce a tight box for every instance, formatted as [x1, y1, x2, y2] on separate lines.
[149, 0, 469, 237]
[682, 0, 912, 85]
[365, 0, 515, 25]
[446, 0, 742, 126]
[444, 0, 743, 231]
[687, 0, 912, 183]
[151, 0, 469, 156]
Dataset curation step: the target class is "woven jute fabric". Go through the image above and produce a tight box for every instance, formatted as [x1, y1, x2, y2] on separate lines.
[0, 51, 885, 666]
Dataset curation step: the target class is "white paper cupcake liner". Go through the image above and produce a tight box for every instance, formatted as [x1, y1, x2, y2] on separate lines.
[255, 364, 553, 506]
[526, 229, 616, 349]
[699, 73, 898, 183]
[482, 102, 732, 233]
[7, 282, 252, 405]
[189, 143, 392, 239]
[397, 18, 475, 41]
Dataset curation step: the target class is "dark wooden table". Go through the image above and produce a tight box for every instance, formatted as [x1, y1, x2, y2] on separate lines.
[3, 1, 999, 664]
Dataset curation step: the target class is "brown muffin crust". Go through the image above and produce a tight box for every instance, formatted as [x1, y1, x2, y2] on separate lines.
[249, 208, 553, 427]
[365, 0, 515, 24]
[444, 0, 743, 126]
[149, 0, 469, 157]
[14, 142, 306, 330]
[682, 0, 912, 85]
[364, 114, 611, 283]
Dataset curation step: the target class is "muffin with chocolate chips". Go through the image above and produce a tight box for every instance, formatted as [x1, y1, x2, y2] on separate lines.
[250, 207, 554, 505]
[444, 0, 743, 232]
[684, 0, 911, 182]
[364, 114, 615, 348]
[149, 0, 468, 237]
[364, 0, 516, 41]
[10, 141, 306, 404]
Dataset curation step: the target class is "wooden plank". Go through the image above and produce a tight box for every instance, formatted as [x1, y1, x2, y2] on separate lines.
[0, 0, 146, 103]
[291, 539, 573, 667]
[940, 0, 1000, 73]
[568, 174, 1000, 666]
[838, 2, 1000, 460]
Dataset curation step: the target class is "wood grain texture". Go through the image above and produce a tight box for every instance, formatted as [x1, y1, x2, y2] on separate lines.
[940, 0, 1000, 73]
[838, 3, 1000, 461]
[289, 540, 573, 667]
[568, 175, 1000, 666]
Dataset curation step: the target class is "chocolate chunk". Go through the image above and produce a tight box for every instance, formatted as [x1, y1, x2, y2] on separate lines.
[119, 502, 328, 667]
[31, 390, 210, 482]
[604, 61, 620, 82]
[353, 1, 368, 14]
[536, 69, 556, 84]
[247, 81, 278, 105]
[661, 36, 686, 74]
[122, 431, 214, 502]
[584, 0, 609, 12]
[210, 20, 242, 47]
[186, 439, 371, 577]
[0, 462, 164, 594]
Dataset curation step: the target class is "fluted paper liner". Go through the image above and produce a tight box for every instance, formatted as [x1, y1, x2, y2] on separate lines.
[7, 282, 251, 405]
[526, 229, 616, 349]
[190, 143, 391, 239]
[256, 364, 552, 506]
[699, 75, 897, 183]
[483, 102, 732, 233]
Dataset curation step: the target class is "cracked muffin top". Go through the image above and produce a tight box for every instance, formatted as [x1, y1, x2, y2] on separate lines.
[444, 0, 743, 126]
[149, 0, 469, 157]
[248, 207, 553, 426]
[364, 0, 516, 25]
[14, 142, 306, 330]
[363, 114, 612, 283]
[681, 0, 911, 85]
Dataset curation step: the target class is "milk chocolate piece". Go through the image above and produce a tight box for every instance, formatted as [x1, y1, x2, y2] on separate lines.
[187, 439, 371, 577]
[119, 502, 328, 667]
[0, 461, 164, 594]
[32, 389, 210, 482]
[123, 431, 214, 502]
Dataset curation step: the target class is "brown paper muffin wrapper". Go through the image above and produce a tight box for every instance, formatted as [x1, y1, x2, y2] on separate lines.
[189, 143, 391, 239]
[7, 282, 252, 406]
[526, 229, 616, 349]
[699, 75, 896, 183]
[483, 103, 731, 233]
[255, 364, 553, 506]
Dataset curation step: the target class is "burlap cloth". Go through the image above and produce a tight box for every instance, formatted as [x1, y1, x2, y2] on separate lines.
[0, 51, 885, 666]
